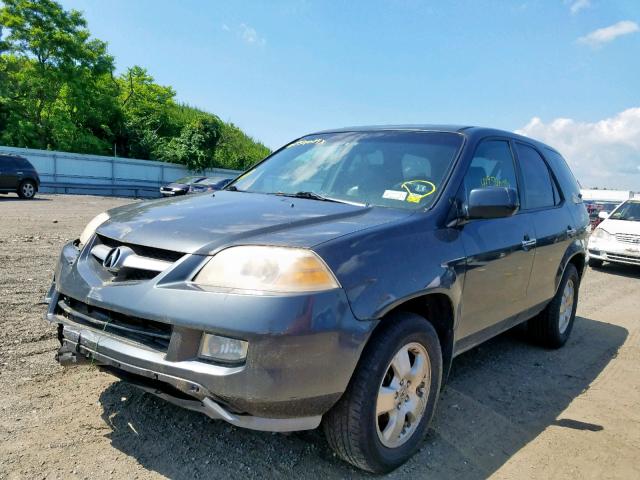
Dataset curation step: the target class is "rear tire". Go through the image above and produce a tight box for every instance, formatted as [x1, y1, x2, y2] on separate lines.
[323, 312, 442, 473]
[528, 263, 579, 348]
[588, 257, 603, 268]
[17, 180, 36, 199]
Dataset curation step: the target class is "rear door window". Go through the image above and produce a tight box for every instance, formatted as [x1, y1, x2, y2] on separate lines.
[515, 143, 556, 210]
[0, 156, 18, 169]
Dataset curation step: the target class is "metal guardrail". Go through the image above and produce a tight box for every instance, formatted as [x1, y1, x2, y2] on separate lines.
[40, 182, 161, 198]
[0, 145, 242, 198]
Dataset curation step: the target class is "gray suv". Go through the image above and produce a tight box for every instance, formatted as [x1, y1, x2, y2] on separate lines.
[45, 126, 589, 473]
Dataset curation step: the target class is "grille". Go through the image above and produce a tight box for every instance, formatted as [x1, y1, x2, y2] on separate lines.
[615, 233, 640, 245]
[58, 296, 172, 351]
[97, 234, 184, 262]
[92, 234, 184, 282]
[606, 253, 640, 265]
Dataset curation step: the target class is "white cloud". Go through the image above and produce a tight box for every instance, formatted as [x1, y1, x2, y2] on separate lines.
[569, 0, 590, 15]
[578, 20, 639, 47]
[239, 23, 266, 46]
[517, 108, 640, 189]
[220, 23, 266, 47]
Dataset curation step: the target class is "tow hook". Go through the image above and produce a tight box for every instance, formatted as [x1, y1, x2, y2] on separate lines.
[55, 339, 89, 367]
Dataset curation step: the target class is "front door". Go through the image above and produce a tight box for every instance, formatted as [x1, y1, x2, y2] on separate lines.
[457, 139, 536, 343]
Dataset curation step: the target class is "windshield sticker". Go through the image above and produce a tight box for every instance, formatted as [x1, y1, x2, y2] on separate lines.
[286, 138, 326, 148]
[383, 190, 408, 201]
[481, 176, 510, 187]
[401, 180, 436, 203]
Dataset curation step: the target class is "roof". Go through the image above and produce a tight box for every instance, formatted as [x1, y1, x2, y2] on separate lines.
[312, 124, 472, 134]
[308, 124, 557, 153]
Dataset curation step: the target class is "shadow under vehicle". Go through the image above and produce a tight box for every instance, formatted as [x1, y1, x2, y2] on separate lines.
[96, 316, 626, 479]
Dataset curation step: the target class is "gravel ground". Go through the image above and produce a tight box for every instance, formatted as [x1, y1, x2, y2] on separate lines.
[1, 193, 639, 480]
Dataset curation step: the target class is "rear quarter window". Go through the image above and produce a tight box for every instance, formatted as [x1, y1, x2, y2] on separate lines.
[544, 149, 582, 204]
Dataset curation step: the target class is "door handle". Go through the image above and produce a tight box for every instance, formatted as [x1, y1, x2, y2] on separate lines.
[522, 237, 537, 250]
[567, 226, 577, 237]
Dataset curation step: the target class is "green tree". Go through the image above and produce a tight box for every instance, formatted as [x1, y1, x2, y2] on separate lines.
[216, 122, 270, 170]
[116, 66, 176, 159]
[0, 0, 117, 152]
[0, 0, 270, 167]
[163, 117, 224, 171]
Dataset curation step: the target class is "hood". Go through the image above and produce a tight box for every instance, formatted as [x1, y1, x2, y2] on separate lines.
[600, 218, 640, 235]
[163, 183, 189, 189]
[98, 191, 413, 254]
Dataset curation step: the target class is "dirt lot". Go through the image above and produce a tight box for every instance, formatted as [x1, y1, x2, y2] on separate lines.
[0, 193, 639, 480]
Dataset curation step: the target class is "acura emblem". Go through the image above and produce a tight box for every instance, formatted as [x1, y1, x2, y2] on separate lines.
[102, 246, 133, 273]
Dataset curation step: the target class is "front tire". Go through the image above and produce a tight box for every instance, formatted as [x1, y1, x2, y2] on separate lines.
[528, 263, 580, 348]
[17, 180, 36, 199]
[323, 312, 442, 473]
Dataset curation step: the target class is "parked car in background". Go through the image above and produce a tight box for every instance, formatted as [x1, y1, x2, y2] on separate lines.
[586, 201, 620, 229]
[188, 177, 233, 194]
[0, 154, 40, 199]
[159, 176, 206, 197]
[588, 199, 640, 268]
[46, 125, 588, 473]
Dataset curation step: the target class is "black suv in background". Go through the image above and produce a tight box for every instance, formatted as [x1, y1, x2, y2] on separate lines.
[0, 154, 41, 199]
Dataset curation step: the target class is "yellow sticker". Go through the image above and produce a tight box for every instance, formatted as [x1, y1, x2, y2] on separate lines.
[401, 180, 436, 203]
[286, 138, 325, 148]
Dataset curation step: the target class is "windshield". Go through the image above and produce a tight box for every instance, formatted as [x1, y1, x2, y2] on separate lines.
[174, 176, 203, 184]
[229, 131, 463, 209]
[196, 177, 230, 185]
[609, 201, 640, 221]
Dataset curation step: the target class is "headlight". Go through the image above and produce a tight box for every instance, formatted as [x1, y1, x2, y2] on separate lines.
[193, 246, 340, 293]
[590, 227, 612, 241]
[199, 333, 248, 363]
[79, 212, 110, 245]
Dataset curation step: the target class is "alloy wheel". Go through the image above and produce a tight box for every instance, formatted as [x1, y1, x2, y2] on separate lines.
[375, 342, 431, 448]
[22, 182, 35, 198]
[558, 278, 575, 334]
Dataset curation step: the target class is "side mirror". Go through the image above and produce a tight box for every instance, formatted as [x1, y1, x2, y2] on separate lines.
[466, 187, 519, 220]
[598, 211, 609, 220]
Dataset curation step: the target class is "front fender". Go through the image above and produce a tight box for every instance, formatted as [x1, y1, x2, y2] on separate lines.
[313, 215, 466, 323]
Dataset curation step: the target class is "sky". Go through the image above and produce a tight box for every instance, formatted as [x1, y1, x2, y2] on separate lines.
[57, 0, 640, 189]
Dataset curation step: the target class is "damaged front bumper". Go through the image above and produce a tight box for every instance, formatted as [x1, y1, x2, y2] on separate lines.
[53, 321, 320, 431]
[46, 240, 374, 432]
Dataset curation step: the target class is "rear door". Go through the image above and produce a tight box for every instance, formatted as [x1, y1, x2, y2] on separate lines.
[514, 142, 575, 306]
[457, 139, 537, 343]
[0, 156, 18, 189]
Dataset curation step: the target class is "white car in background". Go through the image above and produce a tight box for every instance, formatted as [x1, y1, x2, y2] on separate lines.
[588, 199, 640, 268]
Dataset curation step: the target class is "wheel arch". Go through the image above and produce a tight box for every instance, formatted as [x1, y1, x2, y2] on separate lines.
[372, 292, 456, 383]
[19, 177, 38, 190]
[555, 249, 586, 295]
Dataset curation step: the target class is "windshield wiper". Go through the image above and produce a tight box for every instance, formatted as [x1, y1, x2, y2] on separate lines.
[275, 191, 344, 203]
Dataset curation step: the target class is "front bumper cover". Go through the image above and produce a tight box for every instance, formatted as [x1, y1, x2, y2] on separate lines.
[46, 240, 375, 430]
[588, 238, 640, 266]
